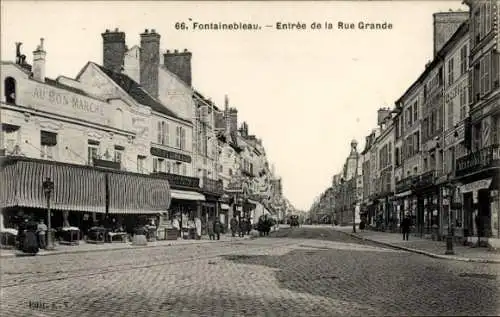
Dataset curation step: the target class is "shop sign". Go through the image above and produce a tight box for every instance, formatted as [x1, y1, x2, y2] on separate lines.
[459, 178, 492, 193]
[150, 147, 191, 163]
[32, 86, 104, 116]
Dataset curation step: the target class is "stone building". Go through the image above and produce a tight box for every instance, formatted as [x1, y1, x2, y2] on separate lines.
[459, 0, 499, 246]
[1, 39, 172, 235]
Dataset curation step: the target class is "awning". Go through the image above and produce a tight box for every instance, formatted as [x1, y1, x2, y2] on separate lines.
[460, 178, 492, 193]
[0, 158, 106, 213]
[171, 189, 205, 201]
[220, 203, 230, 210]
[107, 172, 171, 214]
[394, 190, 412, 198]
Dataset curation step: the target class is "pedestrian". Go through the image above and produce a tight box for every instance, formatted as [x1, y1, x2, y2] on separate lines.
[246, 218, 252, 235]
[207, 218, 215, 240]
[230, 216, 238, 237]
[401, 213, 411, 241]
[214, 219, 221, 240]
[194, 217, 202, 240]
[239, 218, 246, 237]
[37, 219, 47, 249]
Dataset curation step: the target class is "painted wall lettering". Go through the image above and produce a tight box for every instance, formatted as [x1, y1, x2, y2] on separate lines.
[32, 86, 104, 116]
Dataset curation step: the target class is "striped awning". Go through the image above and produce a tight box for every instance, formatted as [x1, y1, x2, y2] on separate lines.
[171, 189, 205, 201]
[107, 172, 171, 214]
[0, 158, 106, 213]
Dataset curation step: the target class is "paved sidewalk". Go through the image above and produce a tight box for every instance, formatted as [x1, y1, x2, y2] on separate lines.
[0, 233, 250, 258]
[333, 226, 500, 264]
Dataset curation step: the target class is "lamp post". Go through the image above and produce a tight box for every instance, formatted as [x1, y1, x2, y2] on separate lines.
[353, 151, 360, 234]
[42, 177, 54, 250]
[444, 182, 456, 255]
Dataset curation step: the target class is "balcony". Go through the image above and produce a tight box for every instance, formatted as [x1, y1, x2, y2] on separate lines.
[455, 144, 500, 177]
[151, 172, 200, 190]
[415, 170, 436, 188]
[202, 177, 224, 196]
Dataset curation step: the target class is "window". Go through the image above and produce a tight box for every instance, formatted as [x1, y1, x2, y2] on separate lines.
[228, 168, 233, 176]
[176, 126, 186, 149]
[4, 77, 16, 104]
[450, 146, 456, 174]
[173, 162, 180, 174]
[87, 140, 99, 165]
[137, 156, 146, 173]
[40, 131, 57, 159]
[153, 158, 165, 173]
[413, 102, 418, 123]
[157, 121, 162, 144]
[414, 131, 420, 154]
[3, 124, 21, 154]
[473, 123, 482, 151]
[181, 127, 186, 150]
[460, 45, 468, 75]
[182, 164, 187, 176]
[114, 146, 123, 164]
[166, 161, 171, 173]
[395, 147, 400, 166]
[447, 99, 454, 130]
[448, 58, 454, 86]
[424, 158, 428, 171]
[485, 1, 492, 36]
[460, 86, 467, 120]
[388, 143, 392, 167]
[480, 53, 491, 95]
[492, 116, 499, 145]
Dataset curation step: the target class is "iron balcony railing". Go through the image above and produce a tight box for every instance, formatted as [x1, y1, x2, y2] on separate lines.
[456, 144, 500, 177]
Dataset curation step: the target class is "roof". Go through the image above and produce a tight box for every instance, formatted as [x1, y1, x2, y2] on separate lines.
[97, 65, 190, 123]
[44, 78, 89, 96]
[395, 20, 469, 105]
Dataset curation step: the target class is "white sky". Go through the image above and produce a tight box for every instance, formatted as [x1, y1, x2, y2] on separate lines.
[1, 1, 467, 211]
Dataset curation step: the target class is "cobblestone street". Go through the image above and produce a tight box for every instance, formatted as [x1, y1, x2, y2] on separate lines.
[1, 227, 499, 316]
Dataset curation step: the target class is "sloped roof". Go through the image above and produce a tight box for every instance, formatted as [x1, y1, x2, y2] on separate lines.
[97, 65, 190, 123]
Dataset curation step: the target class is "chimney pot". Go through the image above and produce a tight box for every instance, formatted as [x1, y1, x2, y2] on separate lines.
[174, 49, 178, 53]
[151, 29, 156, 33]
[166, 49, 170, 53]
[115, 27, 119, 32]
[145, 29, 149, 33]
[105, 29, 110, 32]
[184, 48, 188, 52]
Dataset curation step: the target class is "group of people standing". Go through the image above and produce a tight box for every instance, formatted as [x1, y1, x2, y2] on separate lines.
[15, 214, 48, 254]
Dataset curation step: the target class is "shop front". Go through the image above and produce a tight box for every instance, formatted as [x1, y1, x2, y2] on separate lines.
[455, 143, 500, 247]
[0, 156, 172, 246]
[413, 171, 440, 238]
[200, 176, 224, 235]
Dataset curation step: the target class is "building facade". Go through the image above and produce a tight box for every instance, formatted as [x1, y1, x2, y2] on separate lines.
[458, 0, 499, 244]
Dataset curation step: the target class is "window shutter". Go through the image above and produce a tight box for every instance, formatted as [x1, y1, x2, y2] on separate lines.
[492, 51, 499, 89]
[157, 122, 162, 144]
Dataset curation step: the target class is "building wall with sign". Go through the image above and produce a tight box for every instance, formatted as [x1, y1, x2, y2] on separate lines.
[443, 24, 470, 177]
[1, 62, 142, 170]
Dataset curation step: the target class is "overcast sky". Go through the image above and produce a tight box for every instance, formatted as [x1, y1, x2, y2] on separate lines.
[1, 1, 467, 211]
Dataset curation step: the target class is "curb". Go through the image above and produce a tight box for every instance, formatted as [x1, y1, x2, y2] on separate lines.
[335, 229, 500, 264]
[0, 238, 233, 259]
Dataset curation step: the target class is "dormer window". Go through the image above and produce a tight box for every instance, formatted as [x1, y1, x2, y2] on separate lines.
[4, 77, 16, 104]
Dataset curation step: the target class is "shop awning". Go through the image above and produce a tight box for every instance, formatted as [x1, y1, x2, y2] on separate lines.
[107, 172, 171, 214]
[394, 190, 412, 198]
[0, 158, 106, 213]
[171, 189, 205, 201]
[220, 203, 230, 210]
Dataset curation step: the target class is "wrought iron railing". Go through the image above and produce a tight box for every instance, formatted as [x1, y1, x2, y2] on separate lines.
[455, 144, 500, 177]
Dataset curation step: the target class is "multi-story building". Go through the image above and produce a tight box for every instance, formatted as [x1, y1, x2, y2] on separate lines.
[458, 0, 499, 245]
[439, 21, 470, 239]
[1, 38, 173, 234]
[374, 108, 397, 230]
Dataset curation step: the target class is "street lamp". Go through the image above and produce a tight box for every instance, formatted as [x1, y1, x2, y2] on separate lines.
[353, 152, 360, 234]
[42, 177, 54, 250]
[444, 182, 457, 255]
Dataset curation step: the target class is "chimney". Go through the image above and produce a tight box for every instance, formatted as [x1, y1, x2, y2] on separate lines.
[229, 108, 238, 135]
[140, 28, 161, 98]
[102, 28, 126, 73]
[224, 95, 231, 138]
[32, 38, 46, 82]
[163, 48, 192, 86]
[377, 107, 391, 126]
[433, 11, 468, 56]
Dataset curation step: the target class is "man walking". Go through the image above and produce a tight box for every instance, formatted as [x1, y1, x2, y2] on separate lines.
[230, 216, 238, 237]
[214, 219, 221, 240]
[401, 214, 411, 241]
[207, 218, 215, 240]
[37, 219, 47, 249]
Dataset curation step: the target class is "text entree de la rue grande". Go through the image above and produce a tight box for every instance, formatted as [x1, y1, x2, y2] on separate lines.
[175, 20, 393, 31]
